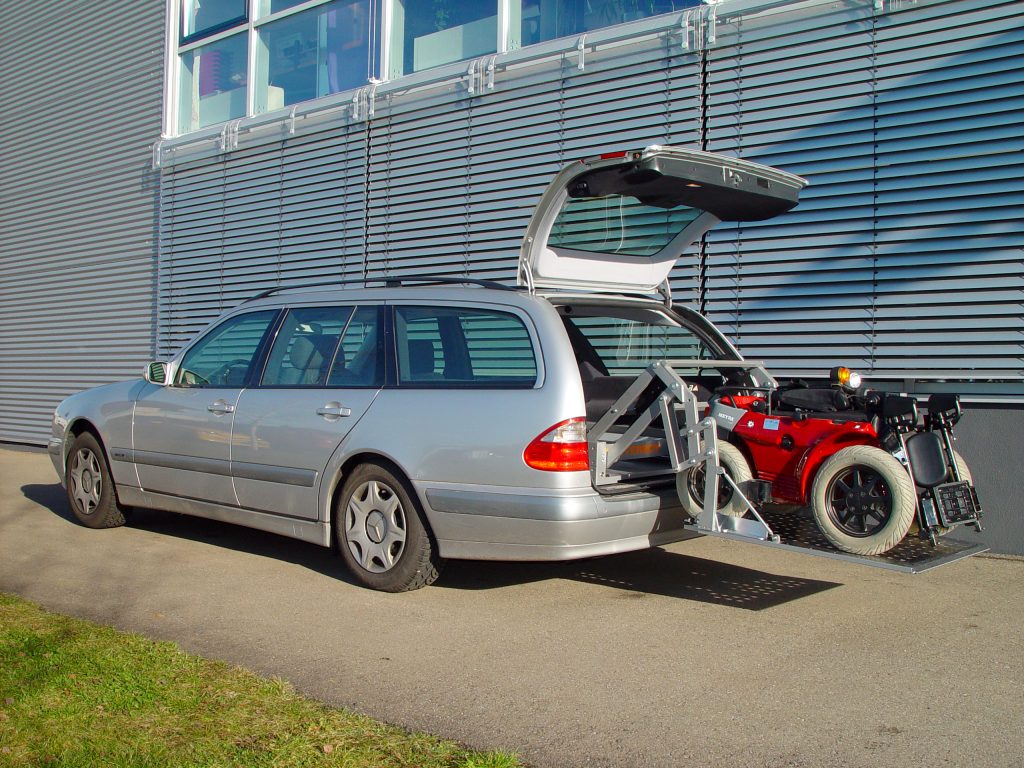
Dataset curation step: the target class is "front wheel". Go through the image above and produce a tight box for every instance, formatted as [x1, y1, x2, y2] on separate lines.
[810, 445, 916, 555]
[65, 433, 126, 529]
[335, 462, 443, 592]
[677, 441, 753, 519]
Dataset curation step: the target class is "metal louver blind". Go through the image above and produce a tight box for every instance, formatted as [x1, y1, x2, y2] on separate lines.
[704, 0, 1024, 389]
[158, 123, 368, 357]
[364, 35, 704, 286]
[0, 3, 164, 443]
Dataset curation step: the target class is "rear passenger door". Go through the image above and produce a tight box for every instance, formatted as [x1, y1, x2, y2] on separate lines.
[230, 305, 383, 520]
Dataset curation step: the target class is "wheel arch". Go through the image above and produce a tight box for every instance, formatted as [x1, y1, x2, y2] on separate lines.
[65, 418, 107, 464]
[324, 451, 439, 548]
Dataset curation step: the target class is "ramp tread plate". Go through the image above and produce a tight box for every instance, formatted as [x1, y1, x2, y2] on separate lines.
[688, 507, 988, 573]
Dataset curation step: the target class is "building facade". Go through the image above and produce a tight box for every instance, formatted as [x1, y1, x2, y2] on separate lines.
[1, 0, 1021, 551]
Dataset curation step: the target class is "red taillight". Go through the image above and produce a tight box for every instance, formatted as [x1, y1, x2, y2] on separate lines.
[599, 150, 628, 160]
[523, 418, 590, 472]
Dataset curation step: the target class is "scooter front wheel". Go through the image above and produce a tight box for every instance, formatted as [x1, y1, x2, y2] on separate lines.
[810, 445, 916, 555]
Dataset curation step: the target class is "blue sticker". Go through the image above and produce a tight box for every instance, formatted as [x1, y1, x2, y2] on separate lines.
[763, 419, 781, 431]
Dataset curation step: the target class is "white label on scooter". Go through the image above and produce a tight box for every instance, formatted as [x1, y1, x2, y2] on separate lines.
[764, 419, 780, 431]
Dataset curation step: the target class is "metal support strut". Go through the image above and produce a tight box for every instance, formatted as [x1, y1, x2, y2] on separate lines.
[587, 359, 778, 544]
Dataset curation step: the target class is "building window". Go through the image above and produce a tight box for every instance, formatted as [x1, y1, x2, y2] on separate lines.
[170, 0, 708, 135]
[255, 0, 373, 114]
[182, 0, 248, 41]
[514, 0, 700, 48]
[179, 32, 249, 133]
[387, 0, 498, 78]
[174, 0, 379, 135]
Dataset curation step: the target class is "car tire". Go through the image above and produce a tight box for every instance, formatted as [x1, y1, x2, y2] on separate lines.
[810, 445, 916, 555]
[65, 432, 126, 529]
[677, 441, 753, 519]
[335, 462, 444, 592]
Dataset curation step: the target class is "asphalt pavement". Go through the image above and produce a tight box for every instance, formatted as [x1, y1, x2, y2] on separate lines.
[1, 445, 1021, 768]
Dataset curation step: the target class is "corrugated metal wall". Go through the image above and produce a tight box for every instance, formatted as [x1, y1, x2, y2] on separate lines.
[156, 0, 1023, 396]
[0, 2, 165, 443]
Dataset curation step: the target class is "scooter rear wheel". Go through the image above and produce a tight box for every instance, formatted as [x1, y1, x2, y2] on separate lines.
[677, 441, 753, 519]
[810, 445, 916, 555]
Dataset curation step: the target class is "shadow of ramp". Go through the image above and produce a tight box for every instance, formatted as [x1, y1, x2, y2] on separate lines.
[570, 548, 840, 610]
[438, 546, 839, 609]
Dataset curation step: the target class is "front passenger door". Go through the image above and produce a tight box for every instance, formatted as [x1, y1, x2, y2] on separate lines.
[133, 309, 279, 506]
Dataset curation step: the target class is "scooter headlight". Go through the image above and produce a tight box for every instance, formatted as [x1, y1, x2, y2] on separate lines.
[830, 366, 863, 391]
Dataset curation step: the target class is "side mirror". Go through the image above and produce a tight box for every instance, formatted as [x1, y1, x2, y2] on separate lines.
[144, 361, 169, 385]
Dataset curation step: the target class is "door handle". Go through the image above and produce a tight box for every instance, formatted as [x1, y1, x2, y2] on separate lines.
[207, 400, 235, 415]
[316, 402, 352, 419]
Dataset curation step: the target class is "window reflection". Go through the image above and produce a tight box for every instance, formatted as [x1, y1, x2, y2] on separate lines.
[256, 0, 373, 113]
[517, 0, 699, 47]
[179, 33, 248, 133]
[390, 0, 497, 76]
[182, 0, 247, 40]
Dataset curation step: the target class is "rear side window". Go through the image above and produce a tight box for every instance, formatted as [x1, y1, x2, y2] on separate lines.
[395, 306, 537, 388]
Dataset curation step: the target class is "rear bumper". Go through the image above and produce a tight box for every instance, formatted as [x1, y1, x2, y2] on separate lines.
[422, 483, 693, 561]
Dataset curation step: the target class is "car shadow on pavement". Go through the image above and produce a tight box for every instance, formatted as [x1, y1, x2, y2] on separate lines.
[21, 483, 78, 524]
[23, 482, 839, 607]
[439, 549, 840, 610]
[20, 483, 357, 584]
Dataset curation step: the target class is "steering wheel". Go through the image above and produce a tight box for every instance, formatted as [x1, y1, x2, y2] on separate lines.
[207, 359, 252, 386]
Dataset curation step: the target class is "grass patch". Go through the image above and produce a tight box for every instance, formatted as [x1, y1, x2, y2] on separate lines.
[0, 593, 521, 768]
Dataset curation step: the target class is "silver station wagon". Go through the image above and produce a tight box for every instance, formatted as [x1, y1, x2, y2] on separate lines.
[50, 147, 806, 591]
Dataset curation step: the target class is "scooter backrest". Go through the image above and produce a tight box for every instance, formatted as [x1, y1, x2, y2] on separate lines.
[906, 431, 949, 488]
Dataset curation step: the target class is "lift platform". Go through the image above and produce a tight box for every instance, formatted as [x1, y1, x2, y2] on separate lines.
[587, 360, 988, 574]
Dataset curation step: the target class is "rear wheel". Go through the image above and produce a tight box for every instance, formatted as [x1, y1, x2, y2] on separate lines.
[335, 462, 443, 592]
[810, 445, 915, 555]
[677, 441, 753, 519]
[65, 433, 125, 529]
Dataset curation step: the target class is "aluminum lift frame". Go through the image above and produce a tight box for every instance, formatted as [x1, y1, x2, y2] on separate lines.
[587, 359, 987, 573]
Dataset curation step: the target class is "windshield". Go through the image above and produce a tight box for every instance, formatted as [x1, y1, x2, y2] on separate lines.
[548, 196, 702, 257]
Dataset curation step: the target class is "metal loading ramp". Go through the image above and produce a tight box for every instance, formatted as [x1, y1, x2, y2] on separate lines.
[691, 507, 989, 574]
[588, 359, 988, 575]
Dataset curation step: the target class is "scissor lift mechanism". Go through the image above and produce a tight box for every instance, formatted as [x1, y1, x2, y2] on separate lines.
[587, 360, 987, 573]
[588, 359, 780, 543]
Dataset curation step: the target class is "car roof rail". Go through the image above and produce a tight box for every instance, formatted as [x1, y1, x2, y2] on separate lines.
[381, 275, 522, 291]
[245, 275, 520, 302]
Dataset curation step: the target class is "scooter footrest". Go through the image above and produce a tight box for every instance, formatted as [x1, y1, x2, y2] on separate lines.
[934, 481, 981, 526]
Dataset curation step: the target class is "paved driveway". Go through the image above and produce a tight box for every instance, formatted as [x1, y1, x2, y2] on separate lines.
[2, 445, 1021, 767]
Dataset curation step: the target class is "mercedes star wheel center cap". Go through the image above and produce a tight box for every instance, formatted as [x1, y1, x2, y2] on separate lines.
[366, 511, 386, 543]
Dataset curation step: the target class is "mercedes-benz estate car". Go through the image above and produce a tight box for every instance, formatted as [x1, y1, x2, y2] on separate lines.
[50, 146, 806, 591]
